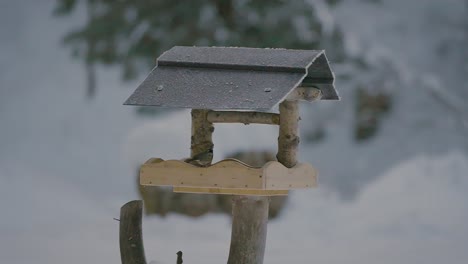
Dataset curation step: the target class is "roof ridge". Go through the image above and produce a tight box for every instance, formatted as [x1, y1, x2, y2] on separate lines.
[157, 60, 306, 73]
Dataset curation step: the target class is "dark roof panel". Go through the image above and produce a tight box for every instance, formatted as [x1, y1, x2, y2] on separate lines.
[158, 46, 322, 73]
[125, 66, 304, 110]
[125, 46, 338, 110]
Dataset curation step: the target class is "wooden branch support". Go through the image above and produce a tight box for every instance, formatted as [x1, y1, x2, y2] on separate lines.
[120, 200, 146, 264]
[224, 100, 303, 264]
[207, 111, 280, 125]
[191, 109, 214, 159]
[277, 100, 299, 167]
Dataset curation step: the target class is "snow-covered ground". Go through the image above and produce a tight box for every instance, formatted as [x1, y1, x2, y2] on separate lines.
[1, 0, 467, 263]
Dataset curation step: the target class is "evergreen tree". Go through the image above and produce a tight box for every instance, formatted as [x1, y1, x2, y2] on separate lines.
[54, 0, 345, 86]
[55, 0, 394, 142]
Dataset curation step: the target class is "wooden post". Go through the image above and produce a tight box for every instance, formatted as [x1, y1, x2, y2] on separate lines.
[197, 102, 299, 264]
[225, 105, 300, 263]
[119, 200, 147, 264]
[277, 100, 299, 167]
[231, 100, 301, 264]
[191, 109, 214, 159]
[227, 196, 269, 264]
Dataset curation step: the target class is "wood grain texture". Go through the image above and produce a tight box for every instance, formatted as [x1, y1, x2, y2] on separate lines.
[119, 200, 146, 264]
[263, 162, 317, 189]
[191, 109, 214, 160]
[277, 100, 299, 168]
[173, 187, 288, 196]
[207, 111, 280, 125]
[140, 159, 316, 191]
[140, 159, 263, 189]
[227, 196, 269, 264]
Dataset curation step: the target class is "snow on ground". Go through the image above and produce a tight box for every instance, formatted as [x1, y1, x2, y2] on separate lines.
[140, 151, 468, 264]
[1, 0, 467, 263]
[265, 151, 468, 264]
[2, 145, 467, 263]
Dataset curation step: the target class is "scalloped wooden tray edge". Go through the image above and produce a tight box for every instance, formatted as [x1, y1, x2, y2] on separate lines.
[139, 158, 317, 195]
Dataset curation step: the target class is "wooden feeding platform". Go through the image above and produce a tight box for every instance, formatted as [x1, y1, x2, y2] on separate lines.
[140, 158, 318, 196]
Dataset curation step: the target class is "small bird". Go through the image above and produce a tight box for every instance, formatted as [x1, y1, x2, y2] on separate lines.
[176, 251, 183, 264]
[184, 149, 213, 167]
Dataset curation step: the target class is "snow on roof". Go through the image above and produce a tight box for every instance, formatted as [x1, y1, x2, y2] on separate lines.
[124, 46, 338, 110]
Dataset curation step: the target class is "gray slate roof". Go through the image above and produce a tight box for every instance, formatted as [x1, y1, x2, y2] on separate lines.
[124, 46, 338, 110]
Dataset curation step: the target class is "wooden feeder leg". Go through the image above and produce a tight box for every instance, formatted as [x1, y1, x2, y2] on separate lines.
[233, 100, 301, 264]
[277, 100, 299, 167]
[227, 101, 300, 264]
[191, 109, 214, 157]
[227, 196, 269, 264]
[228, 100, 301, 264]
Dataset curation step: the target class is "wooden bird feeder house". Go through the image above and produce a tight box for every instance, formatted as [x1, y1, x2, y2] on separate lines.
[122, 46, 338, 264]
[124, 46, 338, 196]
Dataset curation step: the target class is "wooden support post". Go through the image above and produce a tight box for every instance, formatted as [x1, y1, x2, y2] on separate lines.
[191, 109, 214, 159]
[229, 100, 300, 264]
[277, 100, 299, 167]
[221, 115, 275, 264]
[227, 196, 269, 264]
[194, 103, 299, 264]
[233, 100, 301, 264]
[119, 200, 147, 264]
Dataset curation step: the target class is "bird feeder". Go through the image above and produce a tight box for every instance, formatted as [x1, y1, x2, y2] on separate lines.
[124, 46, 338, 196]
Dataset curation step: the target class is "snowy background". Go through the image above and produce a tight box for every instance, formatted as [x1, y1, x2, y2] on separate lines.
[1, 0, 467, 263]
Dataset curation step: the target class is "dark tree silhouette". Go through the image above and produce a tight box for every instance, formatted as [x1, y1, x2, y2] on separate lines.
[54, 0, 395, 143]
[54, 0, 345, 91]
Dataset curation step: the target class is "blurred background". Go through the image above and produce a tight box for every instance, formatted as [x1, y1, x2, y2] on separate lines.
[1, 0, 467, 263]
